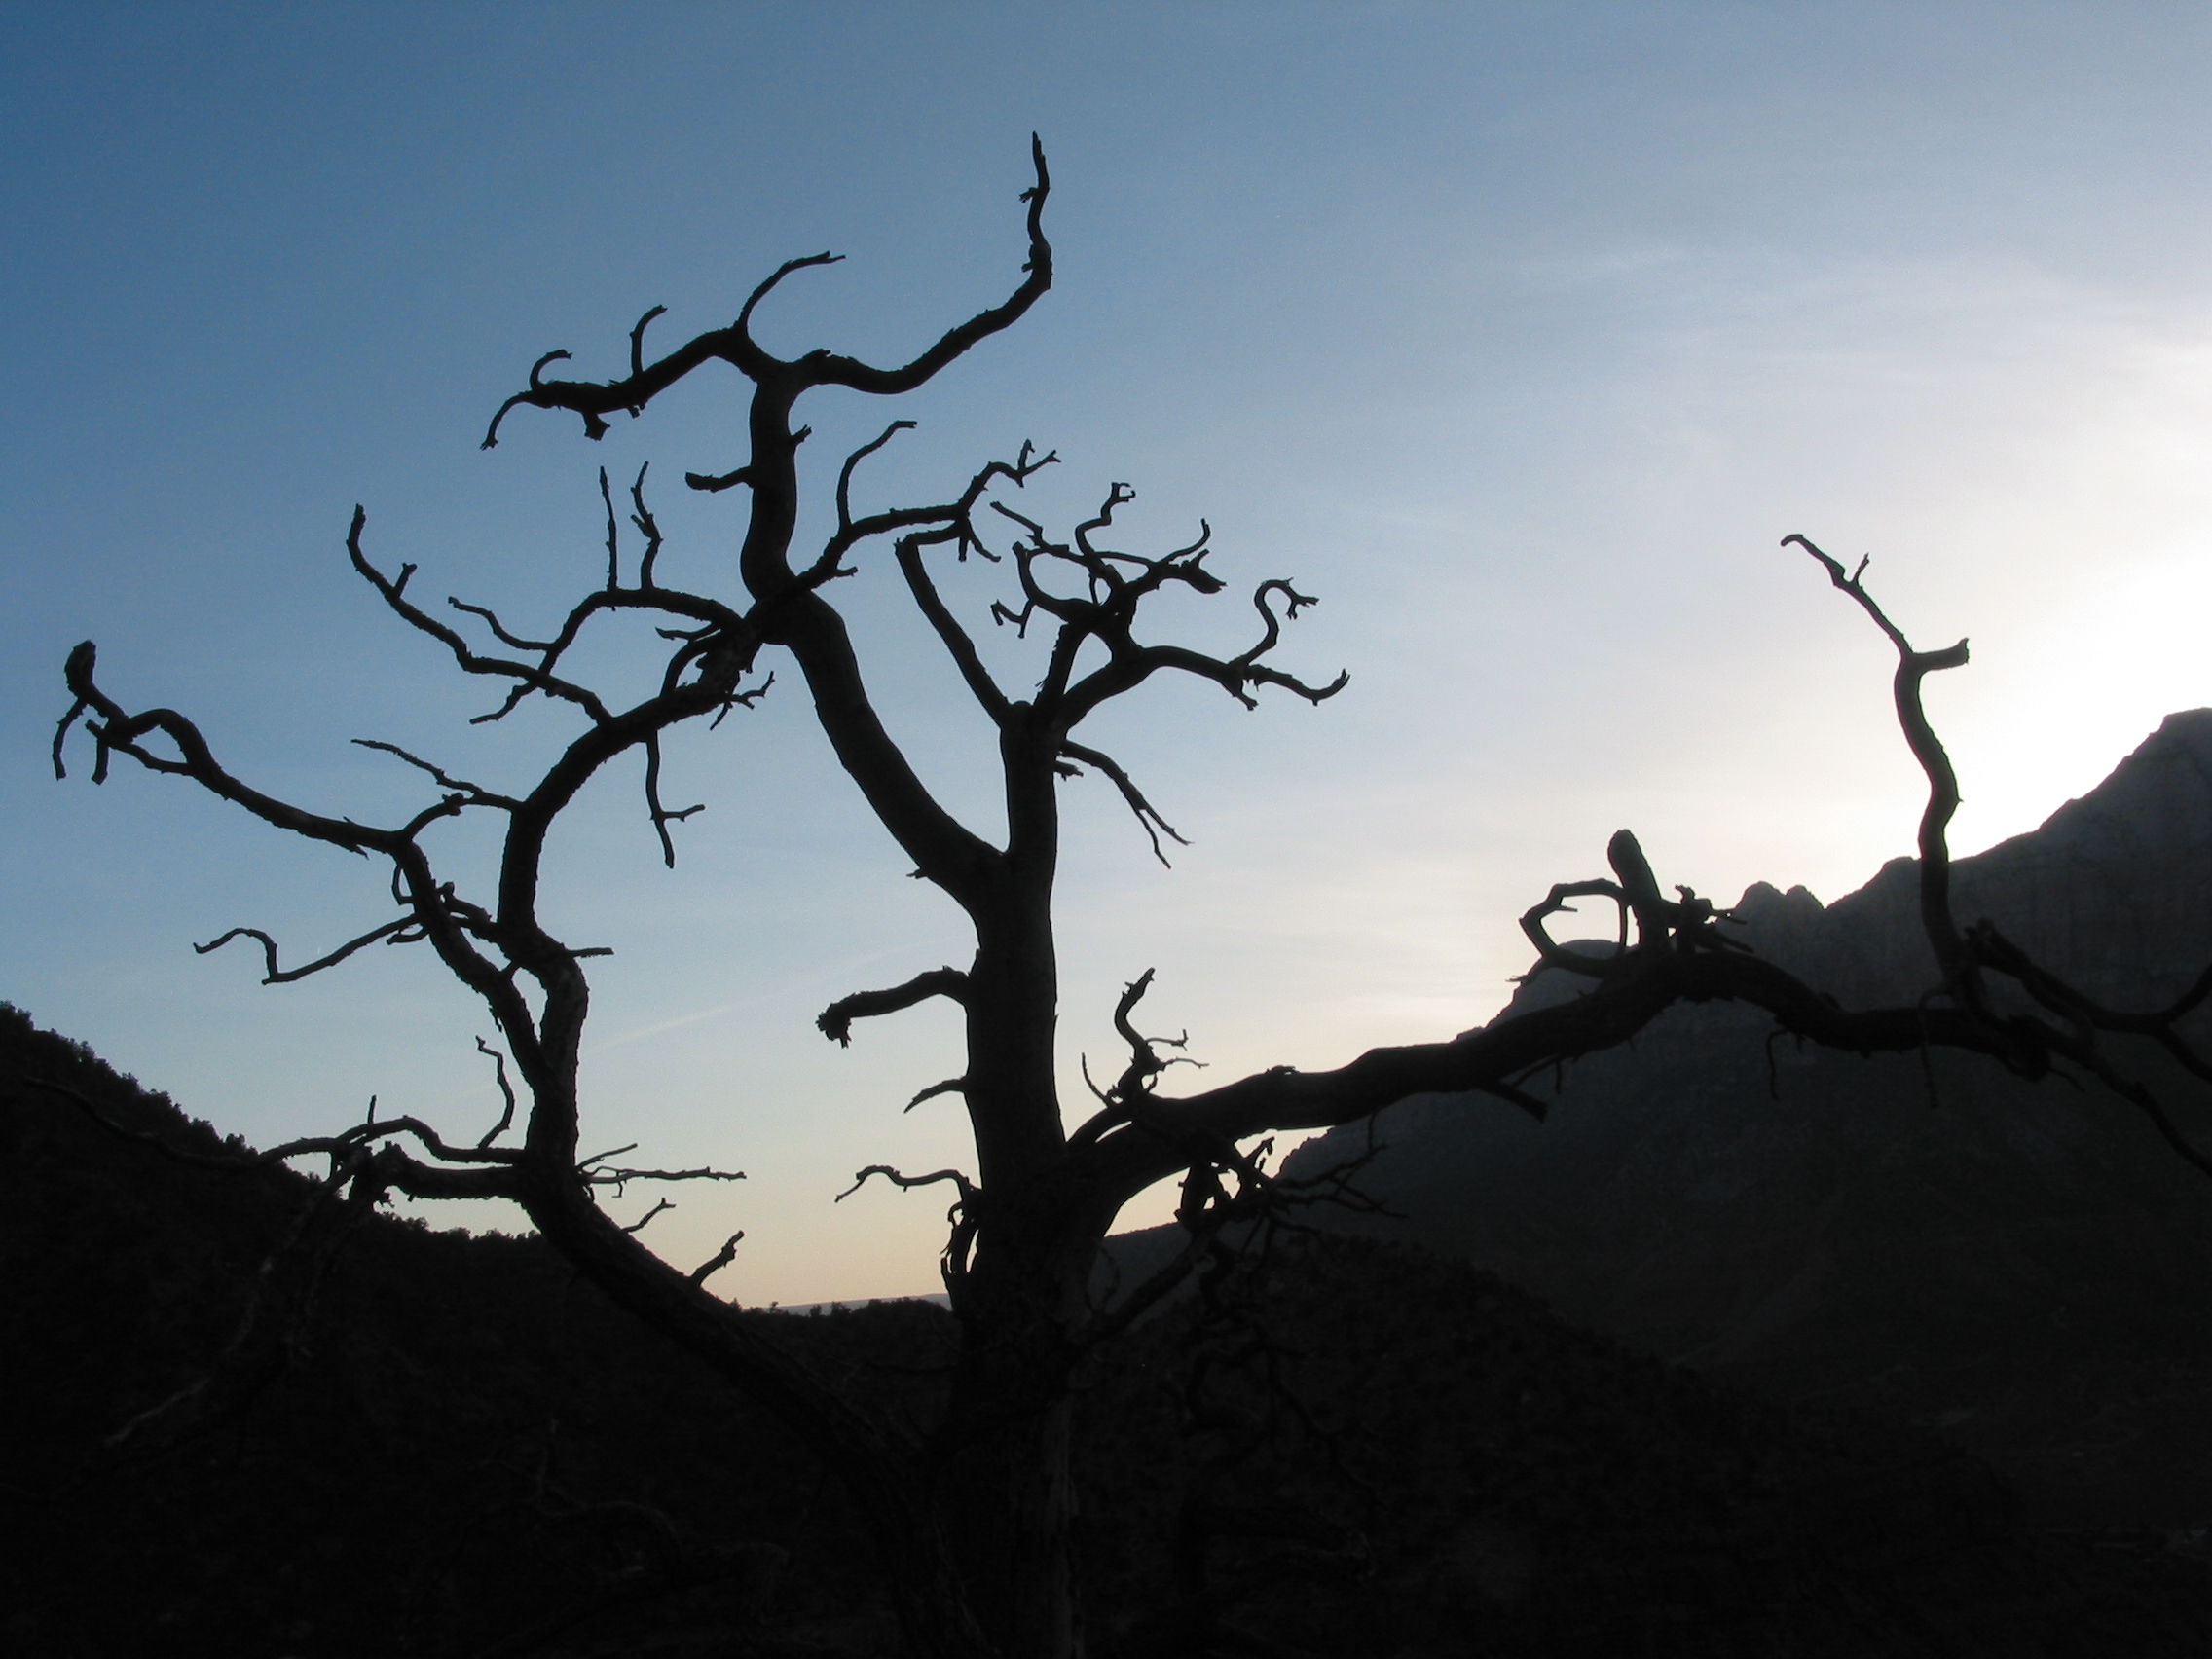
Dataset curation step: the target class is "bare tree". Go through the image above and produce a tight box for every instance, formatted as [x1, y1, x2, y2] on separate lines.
[52, 141, 2212, 1659]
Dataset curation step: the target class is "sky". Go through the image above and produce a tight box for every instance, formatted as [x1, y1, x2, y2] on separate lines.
[8, 2, 2212, 1303]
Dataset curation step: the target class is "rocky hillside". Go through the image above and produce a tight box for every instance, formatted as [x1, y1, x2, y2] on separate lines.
[1277, 711, 2212, 1529]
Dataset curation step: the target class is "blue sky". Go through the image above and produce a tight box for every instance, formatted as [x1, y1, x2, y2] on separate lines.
[9, 3, 2212, 1301]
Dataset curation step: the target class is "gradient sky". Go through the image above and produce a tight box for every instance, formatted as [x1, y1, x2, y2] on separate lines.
[9, 3, 2212, 1303]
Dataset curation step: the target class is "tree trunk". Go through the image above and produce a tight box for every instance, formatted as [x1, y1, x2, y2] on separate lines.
[940, 1393, 1082, 1659]
[940, 1332, 1086, 1659]
[937, 1185, 1102, 1659]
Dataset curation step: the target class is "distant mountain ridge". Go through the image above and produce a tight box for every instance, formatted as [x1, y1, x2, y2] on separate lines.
[1732, 707, 2212, 1010]
[1277, 710, 2212, 1528]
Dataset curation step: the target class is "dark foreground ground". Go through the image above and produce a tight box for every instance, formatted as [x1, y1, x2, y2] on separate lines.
[5, 1003, 2209, 1657]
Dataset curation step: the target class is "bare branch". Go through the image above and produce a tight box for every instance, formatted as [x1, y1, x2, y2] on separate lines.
[196, 919, 418, 985]
[267, 1115, 526, 1180]
[1110, 969, 1198, 1101]
[1231, 579, 1317, 671]
[56, 637, 419, 855]
[446, 597, 554, 652]
[1060, 740, 1188, 866]
[482, 136, 1051, 454]
[343, 510, 616, 726]
[896, 532, 1013, 722]
[583, 1162, 747, 1195]
[905, 1078, 968, 1113]
[474, 1036, 519, 1147]
[838, 420, 918, 535]
[688, 1232, 746, 1286]
[628, 303, 667, 383]
[51, 640, 94, 779]
[1056, 571, 1348, 724]
[643, 730, 705, 868]
[1788, 534, 1973, 992]
[818, 967, 969, 1046]
[683, 463, 754, 495]
[809, 136, 1052, 397]
[836, 1164, 977, 1205]
[629, 463, 666, 587]
[599, 466, 622, 589]
[1518, 879, 1628, 977]
[352, 739, 522, 809]
[734, 251, 844, 369]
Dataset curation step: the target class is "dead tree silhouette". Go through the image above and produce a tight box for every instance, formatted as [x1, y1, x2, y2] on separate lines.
[51, 140, 2212, 1658]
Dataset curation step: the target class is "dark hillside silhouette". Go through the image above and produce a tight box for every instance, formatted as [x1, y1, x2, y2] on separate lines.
[0, 1003, 895, 1658]
[10, 1005, 2212, 1656]
[1280, 711, 2212, 1530]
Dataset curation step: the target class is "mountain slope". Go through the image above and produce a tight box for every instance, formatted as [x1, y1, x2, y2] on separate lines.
[1277, 712, 2212, 1527]
[18, 1004, 2212, 1653]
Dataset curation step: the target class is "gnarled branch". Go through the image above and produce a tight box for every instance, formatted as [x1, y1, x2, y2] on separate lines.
[818, 967, 970, 1047]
